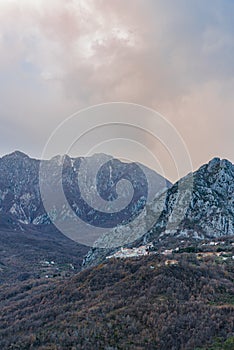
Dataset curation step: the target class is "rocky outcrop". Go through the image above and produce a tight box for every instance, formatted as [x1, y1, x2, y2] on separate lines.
[83, 158, 234, 267]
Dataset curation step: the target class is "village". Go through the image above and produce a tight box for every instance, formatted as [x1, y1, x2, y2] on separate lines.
[105, 239, 234, 266]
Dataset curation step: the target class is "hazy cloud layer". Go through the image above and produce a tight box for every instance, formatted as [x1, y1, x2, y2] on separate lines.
[0, 0, 233, 181]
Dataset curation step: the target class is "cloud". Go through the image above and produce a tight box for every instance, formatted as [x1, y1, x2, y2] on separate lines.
[0, 0, 233, 180]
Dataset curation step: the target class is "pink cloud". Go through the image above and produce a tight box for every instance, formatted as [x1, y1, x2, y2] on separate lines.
[0, 0, 233, 180]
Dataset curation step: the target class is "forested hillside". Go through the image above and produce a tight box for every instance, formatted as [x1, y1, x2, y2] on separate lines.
[0, 252, 233, 350]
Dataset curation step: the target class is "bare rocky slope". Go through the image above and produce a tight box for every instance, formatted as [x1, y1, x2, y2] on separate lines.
[83, 157, 234, 267]
[0, 151, 170, 229]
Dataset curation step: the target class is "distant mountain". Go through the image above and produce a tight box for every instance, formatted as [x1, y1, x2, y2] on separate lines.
[0, 151, 170, 231]
[0, 151, 170, 282]
[83, 158, 234, 267]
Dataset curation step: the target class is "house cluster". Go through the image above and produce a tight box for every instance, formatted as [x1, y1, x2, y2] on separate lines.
[202, 241, 226, 246]
[106, 243, 153, 259]
[40, 260, 55, 267]
[39, 260, 76, 279]
[161, 249, 174, 255]
[105, 239, 233, 261]
[196, 251, 234, 260]
[164, 259, 179, 266]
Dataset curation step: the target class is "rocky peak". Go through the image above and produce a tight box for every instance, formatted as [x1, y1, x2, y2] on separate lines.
[199, 157, 233, 183]
[0, 151, 170, 228]
[1, 150, 30, 160]
[83, 158, 234, 267]
[150, 157, 234, 240]
[193, 158, 234, 203]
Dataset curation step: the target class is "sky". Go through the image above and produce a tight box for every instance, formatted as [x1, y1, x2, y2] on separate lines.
[0, 0, 233, 182]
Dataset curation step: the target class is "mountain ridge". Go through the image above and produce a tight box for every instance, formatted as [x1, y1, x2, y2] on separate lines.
[0, 151, 170, 231]
[83, 157, 234, 267]
[0, 151, 171, 281]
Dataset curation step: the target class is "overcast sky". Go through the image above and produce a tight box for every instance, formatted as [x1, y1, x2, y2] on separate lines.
[0, 0, 233, 181]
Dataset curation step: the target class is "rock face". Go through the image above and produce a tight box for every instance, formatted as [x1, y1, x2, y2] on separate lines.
[1, 151, 233, 268]
[0, 151, 41, 227]
[0, 151, 171, 233]
[83, 158, 234, 267]
[148, 157, 234, 240]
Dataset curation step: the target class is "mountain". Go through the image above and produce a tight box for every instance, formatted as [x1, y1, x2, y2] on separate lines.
[0, 151, 170, 282]
[83, 157, 234, 267]
[0, 223, 89, 283]
[0, 154, 233, 349]
[0, 151, 170, 230]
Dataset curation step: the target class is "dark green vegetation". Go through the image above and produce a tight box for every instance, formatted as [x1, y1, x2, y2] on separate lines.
[0, 253, 233, 350]
[195, 336, 234, 350]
